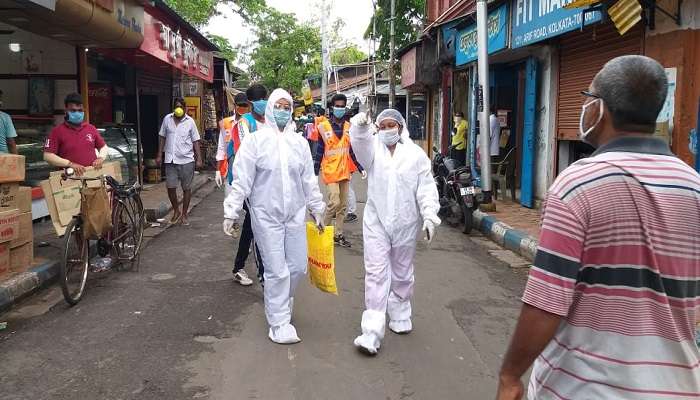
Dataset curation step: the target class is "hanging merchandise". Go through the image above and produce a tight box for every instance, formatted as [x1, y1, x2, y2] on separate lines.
[203, 90, 218, 131]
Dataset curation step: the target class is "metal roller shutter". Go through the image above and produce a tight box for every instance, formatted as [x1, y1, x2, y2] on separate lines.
[138, 71, 171, 90]
[556, 23, 644, 140]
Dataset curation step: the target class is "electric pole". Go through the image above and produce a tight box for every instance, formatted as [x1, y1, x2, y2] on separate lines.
[388, 0, 396, 108]
[476, 0, 493, 202]
[321, 0, 329, 112]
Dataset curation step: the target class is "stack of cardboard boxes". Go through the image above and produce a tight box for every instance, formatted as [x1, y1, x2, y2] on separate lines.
[0, 154, 33, 280]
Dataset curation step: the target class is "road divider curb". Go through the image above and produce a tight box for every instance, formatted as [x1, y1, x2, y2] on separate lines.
[473, 210, 537, 262]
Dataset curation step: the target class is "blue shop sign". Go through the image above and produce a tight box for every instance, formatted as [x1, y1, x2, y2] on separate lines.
[456, 3, 509, 66]
[511, 0, 602, 48]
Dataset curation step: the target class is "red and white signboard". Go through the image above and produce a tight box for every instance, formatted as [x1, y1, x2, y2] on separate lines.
[140, 10, 214, 83]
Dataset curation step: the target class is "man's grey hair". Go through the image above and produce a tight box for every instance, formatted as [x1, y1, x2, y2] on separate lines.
[592, 55, 667, 132]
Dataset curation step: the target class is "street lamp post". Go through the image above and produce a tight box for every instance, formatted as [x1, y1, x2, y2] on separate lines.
[321, 0, 328, 112]
[476, 0, 493, 202]
[388, 0, 396, 108]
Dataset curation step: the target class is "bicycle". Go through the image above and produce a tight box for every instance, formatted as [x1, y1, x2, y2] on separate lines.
[59, 169, 144, 305]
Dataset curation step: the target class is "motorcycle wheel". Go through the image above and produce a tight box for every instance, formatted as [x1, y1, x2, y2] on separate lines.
[462, 205, 473, 234]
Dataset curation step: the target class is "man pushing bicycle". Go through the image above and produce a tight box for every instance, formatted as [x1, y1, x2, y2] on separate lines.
[44, 93, 109, 175]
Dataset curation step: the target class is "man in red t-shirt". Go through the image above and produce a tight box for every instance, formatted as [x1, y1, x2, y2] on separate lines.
[44, 93, 109, 176]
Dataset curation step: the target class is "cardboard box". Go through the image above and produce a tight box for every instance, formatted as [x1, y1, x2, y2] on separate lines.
[0, 243, 9, 279]
[10, 212, 32, 248]
[0, 183, 19, 210]
[0, 154, 25, 183]
[10, 241, 33, 274]
[17, 186, 32, 214]
[42, 161, 122, 236]
[0, 209, 19, 243]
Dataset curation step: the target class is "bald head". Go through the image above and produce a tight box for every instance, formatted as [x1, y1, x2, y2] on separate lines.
[592, 55, 667, 133]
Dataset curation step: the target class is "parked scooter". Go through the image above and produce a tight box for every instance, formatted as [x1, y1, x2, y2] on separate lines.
[432, 146, 481, 234]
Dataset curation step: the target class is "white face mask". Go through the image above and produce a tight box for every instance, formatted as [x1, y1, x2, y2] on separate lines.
[579, 98, 604, 142]
[378, 128, 401, 146]
[453, 117, 462, 125]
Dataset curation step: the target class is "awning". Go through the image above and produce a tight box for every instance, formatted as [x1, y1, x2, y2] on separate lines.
[0, 0, 144, 48]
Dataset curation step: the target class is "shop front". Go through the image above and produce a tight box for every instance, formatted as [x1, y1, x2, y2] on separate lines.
[0, 0, 145, 217]
[94, 0, 217, 180]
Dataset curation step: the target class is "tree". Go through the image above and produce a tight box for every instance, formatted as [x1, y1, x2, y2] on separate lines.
[247, 8, 322, 94]
[365, 0, 425, 60]
[163, 0, 267, 27]
[207, 34, 238, 64]
[331, 44, 367, 66]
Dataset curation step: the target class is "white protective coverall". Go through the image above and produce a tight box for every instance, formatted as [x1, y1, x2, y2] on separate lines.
[224, 88, 326, 344]
[350, 109, 440, 353]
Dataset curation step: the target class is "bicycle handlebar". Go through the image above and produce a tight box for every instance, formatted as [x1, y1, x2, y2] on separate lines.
[62, 167, 105, 182]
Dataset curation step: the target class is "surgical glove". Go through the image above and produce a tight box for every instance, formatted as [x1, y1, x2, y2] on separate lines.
[313, 213, 325, 234]
[423, 220, 435, 244]
[215, 171, 223, 188]
[223, 218, 240, 237]
[361, 170, 368, 180]
[350, 112, 369, 127]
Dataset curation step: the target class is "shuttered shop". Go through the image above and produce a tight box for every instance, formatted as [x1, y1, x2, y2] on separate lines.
[556, 23, 644, 140]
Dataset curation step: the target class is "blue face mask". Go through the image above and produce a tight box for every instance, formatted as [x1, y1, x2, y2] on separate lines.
[252, 100, 267, 116]
[333, 107, 346, 119]
[273, 109, 291, 129]
[66, 111, 84, 125]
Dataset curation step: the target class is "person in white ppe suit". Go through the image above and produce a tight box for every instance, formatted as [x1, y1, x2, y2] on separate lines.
[349, 108, 440, 355]
[223, 88, 326, 344]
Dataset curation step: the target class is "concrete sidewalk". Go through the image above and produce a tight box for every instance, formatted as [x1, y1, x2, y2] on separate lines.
[0, 173, 215, 313]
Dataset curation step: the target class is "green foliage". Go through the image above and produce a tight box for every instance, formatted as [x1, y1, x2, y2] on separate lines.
[163, 0, 267, 27]
[365, 0, 425, 59]
[247, 8, 322, 94]
[331, 45, 367, 66]
[207, 34, 238, 64]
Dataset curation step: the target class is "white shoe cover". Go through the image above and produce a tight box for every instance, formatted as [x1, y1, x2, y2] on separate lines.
[268, 323, 301, 344]
[354, 333, 381, 355]
[389, 319, 413, 334]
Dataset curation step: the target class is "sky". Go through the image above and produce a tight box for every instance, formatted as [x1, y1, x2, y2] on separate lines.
[204, 0, 375, 62]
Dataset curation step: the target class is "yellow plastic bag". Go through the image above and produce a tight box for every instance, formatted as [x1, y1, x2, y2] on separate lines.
[306, 222, 338, 295]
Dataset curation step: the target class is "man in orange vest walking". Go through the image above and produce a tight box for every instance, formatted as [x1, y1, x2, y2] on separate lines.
[314, 93, 365, 248]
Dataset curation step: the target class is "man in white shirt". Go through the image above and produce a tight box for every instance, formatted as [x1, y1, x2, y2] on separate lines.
[156, 97, 203, 226]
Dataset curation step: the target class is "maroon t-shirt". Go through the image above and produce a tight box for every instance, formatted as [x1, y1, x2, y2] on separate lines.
[44, 122, 106, 167]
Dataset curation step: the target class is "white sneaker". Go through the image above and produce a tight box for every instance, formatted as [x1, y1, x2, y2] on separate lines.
[354, 333, 380, 355]
[389, 319, 413, 334]
[269, 323, 301, 344]
[232, 270, 253, 286]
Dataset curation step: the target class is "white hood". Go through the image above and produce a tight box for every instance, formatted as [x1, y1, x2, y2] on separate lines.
[264, 88, 296, 134]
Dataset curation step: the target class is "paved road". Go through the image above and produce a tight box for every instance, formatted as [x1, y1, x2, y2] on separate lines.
[0, 184, 528, 400]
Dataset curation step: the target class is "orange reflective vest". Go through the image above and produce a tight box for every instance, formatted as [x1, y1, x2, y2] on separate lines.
[319, 119, 356, 184]
[217, 116, 242, 181]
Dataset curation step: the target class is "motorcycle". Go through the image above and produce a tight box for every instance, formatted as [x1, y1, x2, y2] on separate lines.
[432, 146, 481, 234]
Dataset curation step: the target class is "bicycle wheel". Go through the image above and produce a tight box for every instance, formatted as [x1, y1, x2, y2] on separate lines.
[112, 200, 139, 270]
[60, 217, 89, 305]
[128, 194, 145, 252]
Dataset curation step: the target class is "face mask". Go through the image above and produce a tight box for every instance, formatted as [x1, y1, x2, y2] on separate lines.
[173, 107, 185, 118]
[378, 128, 401, 146]
[236, 106, 249, 116]
[252, 100, 267, 116]
[273, 108, 291, 130]
[454, 117, 462, 125]
[333, 107, 346, 119]
[579, 99, 604, 143]
[66, 110, 85, 125]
